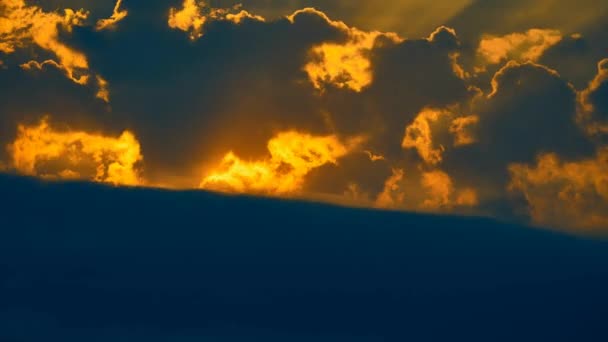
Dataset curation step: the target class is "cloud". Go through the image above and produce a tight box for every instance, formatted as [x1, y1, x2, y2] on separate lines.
[200, 131, 361, 194]
[420, 170, 454, 209]
[0, 0, 90, 83]
[477, 29, 562, 68]
[0, 0, 111, 101]
[402, 107, 480, 165]
[376, 168, 406, 209]
[509, 147, 608, 231]
[448, 0, 608, 40]
[374, 167, 478, 212]
[578, 59, 608, 138]
[1, 1, 607, 232]
[357, 26, 470, 159]
[402, 108, 448, 165]
[297, 8, 402, 92]
[168, 0, 264, 40]
[438, 60, 596, 223]
[168, 0, 208, 39]
[95, 0, 128, 31]
[479, 61, 592, 165]
[450, 115, 479, 146]
[7, 117, 143, 186]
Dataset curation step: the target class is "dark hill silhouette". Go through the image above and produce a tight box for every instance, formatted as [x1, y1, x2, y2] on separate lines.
[1, 173, 607, 341]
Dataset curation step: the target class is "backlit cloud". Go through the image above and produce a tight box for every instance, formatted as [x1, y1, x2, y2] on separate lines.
[0, 0, 89, 83]
[450, 115, 479, 146]
[8, 117, 143, 186]
[578, 59, 608, 137]
[95, 0, 127, 31]
[0, 0, 112, 101]
[201, 131, 361, 195]
[477, 29, 562, 68]
[168, 0, 264, 40]
[299, 8, 402, 92]
[1, 1, 607, 232]
[402, 108, 447, 165]
[509, 148, 608, 231]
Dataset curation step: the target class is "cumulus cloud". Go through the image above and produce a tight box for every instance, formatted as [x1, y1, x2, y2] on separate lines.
[297, 8, 402, 92]
[8, 117, 142, 185]
[578, 59, 608, 138]
[95, 0, 127, 31]
[200, 131, 361, 194]
[0, 0, 111, 101]
[1, 0, 607, 232]
[0, 0, 90, 83]
[509, 147, 608, 231]
[450, 115, 479, 146]
[375, 168, 406, 209]
[477, 29, 562, 67]
[402, 108, 448, 165]
[168, 0, 264, 40]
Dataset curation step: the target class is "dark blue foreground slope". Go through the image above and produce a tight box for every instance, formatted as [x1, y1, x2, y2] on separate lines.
[1, 174, 608, 341]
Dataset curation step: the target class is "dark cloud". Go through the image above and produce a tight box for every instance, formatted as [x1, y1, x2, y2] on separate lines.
[340, 27, 470, 160]
[2, 0, 608, 230]
[587, 60, 608, 122]
[440, 62, 596, 220]
[57, 5, 349, 183]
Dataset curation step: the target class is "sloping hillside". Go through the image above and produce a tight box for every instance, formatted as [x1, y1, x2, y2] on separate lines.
[1, 174, 607, 341]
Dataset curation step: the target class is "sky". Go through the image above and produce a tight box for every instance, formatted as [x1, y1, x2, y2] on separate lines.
[1, 0, 608, 233]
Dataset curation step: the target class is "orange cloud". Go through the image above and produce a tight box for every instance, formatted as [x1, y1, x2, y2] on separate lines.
[421, 170, 478, 210]
[168, 0, 264, 40]
[364, 150, 385, 162]
[8, 117, 143, 186]
[296, 8, 401, 92]
[1, 0, 89, 83]
[402, 108, 447, 165]
[487, 60, 561, 98]
[456, 188, 478, 207]
[374, 167, 477, 211]
[375, 168, 406, 209]
[578, 59, 608, 136]
[450, 115, 479, 146]
[509, 148, 608, 231]
[201, 131, 361, 195]
[420, 170, 453, 209]
[95, 0, 128, 31]
[225, 10, 265, 24]
[1, 0, 110, 101]
[168, 0, 206, 39]
[95, 75, 110, 103]
[477, 29, 562, 67]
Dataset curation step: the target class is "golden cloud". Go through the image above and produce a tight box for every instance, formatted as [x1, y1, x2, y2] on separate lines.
[578, 59, 608, 136]
[421, 170, 478, 210]
[225, 10, 265, 24]
[1, 0, 89, 82]
[95, 0, 128, 31]
[509, 148, 608, 231]
[420, 170, 453, 209]
[168, 0, 207, 39]
[201, 131, 362, 195]
[8, 117, 143, 186]
[374, 166, 477, 211]
[487, 60, 561, 98]
[1, 0, 110, 101]
[402, 108, 448, 165]
[375, 168, 406, 209]
[477, 29, 562, 67]
[168, 0, 264, 40]
[296, 8, 402, 92]
[450, 115, 479, 146]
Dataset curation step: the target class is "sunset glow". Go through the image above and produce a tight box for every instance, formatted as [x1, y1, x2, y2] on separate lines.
[2, 0, 608, 232]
